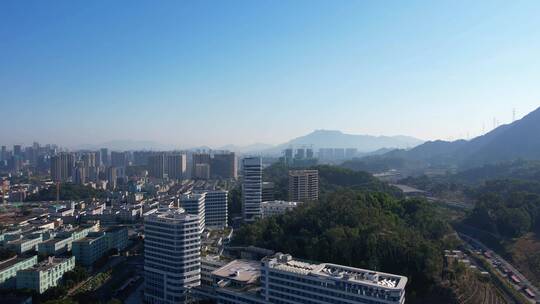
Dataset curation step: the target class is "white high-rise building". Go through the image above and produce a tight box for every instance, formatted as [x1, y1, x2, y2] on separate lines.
[180, 193, 206, 233]
[203, 190, 228, 229]
[242, 157, 262, 223]
[144, 208, 201, 304]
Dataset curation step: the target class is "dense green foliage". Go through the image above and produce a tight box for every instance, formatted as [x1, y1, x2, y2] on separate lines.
[233, 190, 452, 301]
[316, 165, 401, 195]
[228, 185, 242, 218]
[341, 156, 421, 173]
[453, 160, 540, 184]
[399, 161, 540, 240]
[63, 266, 89, 289]
[263, 161, 401, 200]
[399, 175, 471, 199]
[263, 162, 289, 200]
[26, 183, 107, 201]
[465, 179, 540, 239]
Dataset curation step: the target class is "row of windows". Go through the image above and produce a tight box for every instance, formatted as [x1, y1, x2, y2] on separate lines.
[264, 276, 402, 304]
[145, 243, 200, 257]
[145, 262, 200, 274]
[145, 239, 200, 251]
[145, 256, 200, 270]
[268, 270, 402, 298]
[145, 225, 200, 236]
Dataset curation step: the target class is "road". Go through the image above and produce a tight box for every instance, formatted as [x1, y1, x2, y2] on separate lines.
[459, 233, 539, 302]
[67, 255, 126, 296]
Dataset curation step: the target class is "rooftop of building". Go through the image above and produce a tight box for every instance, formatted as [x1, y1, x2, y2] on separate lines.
[41, 237, 70, 244]
[146, 207, 198, 222]
[104, 226, 127, 233]
[7, 236, 41, 245]
[288, 169, 319, 176]
[19, 256, 72, 272]
[261, 200, 301, 207]
[181, 193, 205, 200]
[212, 259, 261, 285]
[265, 253, 407, 290]
[73, 233, 105, 243]
[0, 255, 35, 272]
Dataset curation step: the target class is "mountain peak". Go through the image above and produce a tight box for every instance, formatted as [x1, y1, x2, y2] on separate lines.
[276, 130, 424, 152]
[310, 129, 344, 135]
[385, 106, 540, 168]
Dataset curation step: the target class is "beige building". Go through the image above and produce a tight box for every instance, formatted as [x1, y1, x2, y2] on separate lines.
[288, 169, 319, 202]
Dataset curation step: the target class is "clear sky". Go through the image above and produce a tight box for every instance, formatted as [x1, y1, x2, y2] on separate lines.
[1, 0, 539, 148]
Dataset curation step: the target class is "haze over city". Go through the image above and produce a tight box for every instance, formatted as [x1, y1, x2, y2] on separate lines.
[4, 1, 540, 304]
[2, 1, 540, 148]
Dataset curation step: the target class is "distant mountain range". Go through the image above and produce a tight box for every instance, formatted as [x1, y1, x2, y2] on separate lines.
[77, 131, 424, 155]
[77, 140, 176, 151]
[212, 130, 424, 155]
[256, 130, 424, 155]
[378, 106, 540, 168]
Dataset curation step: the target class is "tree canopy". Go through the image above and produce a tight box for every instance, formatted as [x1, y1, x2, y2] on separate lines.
[233, 189, 453, 302]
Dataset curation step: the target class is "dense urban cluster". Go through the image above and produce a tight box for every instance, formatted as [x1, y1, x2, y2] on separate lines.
[0, 143, 409, 304]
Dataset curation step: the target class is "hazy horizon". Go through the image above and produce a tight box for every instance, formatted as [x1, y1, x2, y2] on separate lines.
[2, 1, 539, 147]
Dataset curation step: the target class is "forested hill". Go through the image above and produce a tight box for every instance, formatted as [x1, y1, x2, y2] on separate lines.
[233, 189, 458, 303]
[264, 162, 401, 199]
[345, 107, 540, 172]
[465, 179, 540, 239]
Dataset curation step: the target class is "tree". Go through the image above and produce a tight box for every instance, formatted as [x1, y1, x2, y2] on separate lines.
[233, 191, 449, 301]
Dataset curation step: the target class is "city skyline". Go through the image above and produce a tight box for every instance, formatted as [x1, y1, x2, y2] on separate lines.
[2, 1, 540, 147]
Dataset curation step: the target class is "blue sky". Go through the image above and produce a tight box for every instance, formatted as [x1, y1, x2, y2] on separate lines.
[1, 1, 539, 148]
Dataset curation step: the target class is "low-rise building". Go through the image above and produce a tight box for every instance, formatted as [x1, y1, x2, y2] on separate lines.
[199, 253, 408, 304]
[72, 227, 128, 266]
[16, 256, 75, 294]
[37, 236, 72, 256]
[0, 255, 38, 289]
[200, 255, 230, 288]
[104, 226, 128, 251]
[260, 200, 300, 218]
[6, 236, 43, 254]
[72, 232, 108, 266]
[0, 229, 22, 245]
[261, 253, 407, 304]
[212, 259, 265, 304]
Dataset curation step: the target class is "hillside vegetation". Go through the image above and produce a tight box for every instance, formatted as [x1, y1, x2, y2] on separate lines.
[233, 189, 457, 302]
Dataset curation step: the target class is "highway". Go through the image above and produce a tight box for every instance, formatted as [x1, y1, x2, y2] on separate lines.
[459, 233, 539, 303]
